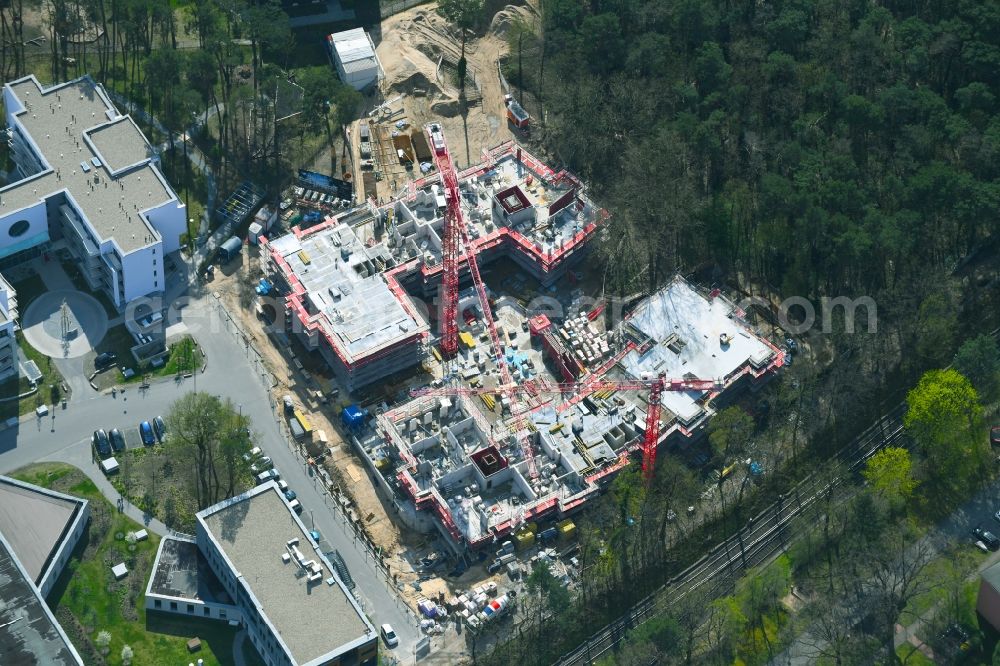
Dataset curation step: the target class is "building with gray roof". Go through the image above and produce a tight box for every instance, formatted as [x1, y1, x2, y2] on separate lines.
[0, 532, 83, 666]
[0, 475, 90, 597]
[195, 482, 377, 666]
[1, 75, 185, 310]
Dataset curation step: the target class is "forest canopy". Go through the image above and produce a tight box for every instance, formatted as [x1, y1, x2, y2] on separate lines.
[510, 0, 1000, 301]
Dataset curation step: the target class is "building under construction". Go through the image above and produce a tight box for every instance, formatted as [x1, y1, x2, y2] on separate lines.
[262, 134, 783, 552]
[260, 140, 605, 392]
[354, 276, 784, 554]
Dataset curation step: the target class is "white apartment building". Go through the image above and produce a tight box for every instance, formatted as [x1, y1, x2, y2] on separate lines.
[1, 75, 185, 311]
[0, 275, 16, 380]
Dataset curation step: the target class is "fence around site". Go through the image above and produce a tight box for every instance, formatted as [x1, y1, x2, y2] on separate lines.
[379, 0, 432, 19]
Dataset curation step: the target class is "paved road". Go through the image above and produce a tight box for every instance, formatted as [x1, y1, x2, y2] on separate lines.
[0, 285, 423, 661]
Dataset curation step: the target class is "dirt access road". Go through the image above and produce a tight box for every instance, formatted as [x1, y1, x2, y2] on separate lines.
[356, 2, 538, 201]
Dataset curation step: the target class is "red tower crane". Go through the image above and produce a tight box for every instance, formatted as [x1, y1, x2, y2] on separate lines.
[428, 123, 461, 359]
[426, 123, 540, 479]
[411, 373, 685, 483]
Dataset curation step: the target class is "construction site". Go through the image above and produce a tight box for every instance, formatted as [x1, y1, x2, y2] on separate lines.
[257, 118, 786, 560]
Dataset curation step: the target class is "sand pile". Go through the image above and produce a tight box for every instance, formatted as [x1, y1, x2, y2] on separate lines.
[489, 3, 539, 38]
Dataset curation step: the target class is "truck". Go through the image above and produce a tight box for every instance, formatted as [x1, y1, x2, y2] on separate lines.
[428, 123, 446, 154]
[480, 594, 512, 623]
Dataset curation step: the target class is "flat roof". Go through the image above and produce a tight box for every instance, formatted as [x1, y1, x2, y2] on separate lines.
[329, 28, 375, 63]
[0, 476, 85, 584]
[86, 117, 152, 172]
[148, 536, 231, 604]
[1, 76, 176, 254]
[0, 533, 83, 665]
[271, 222, 428, 364]
[621, 277, 774, 422]
[198, 483, 372, 664]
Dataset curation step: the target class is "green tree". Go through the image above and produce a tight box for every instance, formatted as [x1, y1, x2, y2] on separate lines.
[905, 369, 987, 494]
[167, 392, 254, 512]
[953, 334, 1000, 399]
[438, 0, 484, 91]
[915, 293, 958, 366]
[708, 406, 754, 461]
[862, 447, 918, 506]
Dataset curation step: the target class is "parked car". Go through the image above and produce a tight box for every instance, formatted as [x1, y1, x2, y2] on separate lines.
[284, 489, 297, 502]
[288, 499, 302, 513]
[277, 479, 289, 492]
[109, 428, 126, 453]
[93, 429, 111, 457]
[152, 416, 166, 442]
[973, 526, 1000, 550]
[138, 311, 163, 327]
[94, 352, 117, 369]
[138, 421, 156, 446]
[250, 456, 273, 473]
[243, 446, 262, 462]
[309, 529, 321, 543]
[380, 624, 399, 649]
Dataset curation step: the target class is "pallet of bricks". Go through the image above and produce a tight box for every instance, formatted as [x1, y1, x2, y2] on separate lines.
[559, 315, 611, 374]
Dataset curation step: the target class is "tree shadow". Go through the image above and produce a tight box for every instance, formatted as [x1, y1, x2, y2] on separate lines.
[460, 93, 472, 167]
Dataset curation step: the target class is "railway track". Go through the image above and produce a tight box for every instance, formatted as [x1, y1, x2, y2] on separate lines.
[554, 403, 909, 665]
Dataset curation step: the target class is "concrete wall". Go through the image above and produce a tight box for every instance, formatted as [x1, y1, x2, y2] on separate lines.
[144, 195, 186, 253]
[38, 500, 89, 598]
[979, 579, 1000, 632]
[118, 242, 162, 304]
[146, 593, 242, 623]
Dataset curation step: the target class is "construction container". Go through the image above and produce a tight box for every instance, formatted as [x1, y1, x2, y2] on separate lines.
[557, 519, 576, 541]
[459, 331, 476, 349]
[514, 529, 535, 550]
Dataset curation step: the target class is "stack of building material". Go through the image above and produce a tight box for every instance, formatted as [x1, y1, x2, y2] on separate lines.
[559, 315, 611, 370]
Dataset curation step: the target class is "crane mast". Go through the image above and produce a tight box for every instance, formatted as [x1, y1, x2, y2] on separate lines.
[426, 123, 540, 479]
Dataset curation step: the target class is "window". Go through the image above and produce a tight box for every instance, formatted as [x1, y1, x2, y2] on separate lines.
[219, 609, 227, 619]
[153, 270, 157, 276]
[153, 259, 156, 265]
[154, 599, 162, 609]
[154, 281, 157, 288]
[8, 220, 30, 237]
[203, 607, 211, 616]
[0, 329, 8, 338]
[170, 601, 178, 611]
[187, 604, 194, 614]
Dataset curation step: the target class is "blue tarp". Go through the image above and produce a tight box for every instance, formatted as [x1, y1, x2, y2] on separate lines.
[342, 405, 367, 430]
[255, 278, 272, 296]
[298, 169, 354, 199]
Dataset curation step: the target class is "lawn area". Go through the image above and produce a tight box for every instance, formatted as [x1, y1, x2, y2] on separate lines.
[895, 645, 936, 665]
[93, 331, 204, 390]
[10, 462, 262, 666]
[111, 420, 253, 534]
[0, 332, 68, 419]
